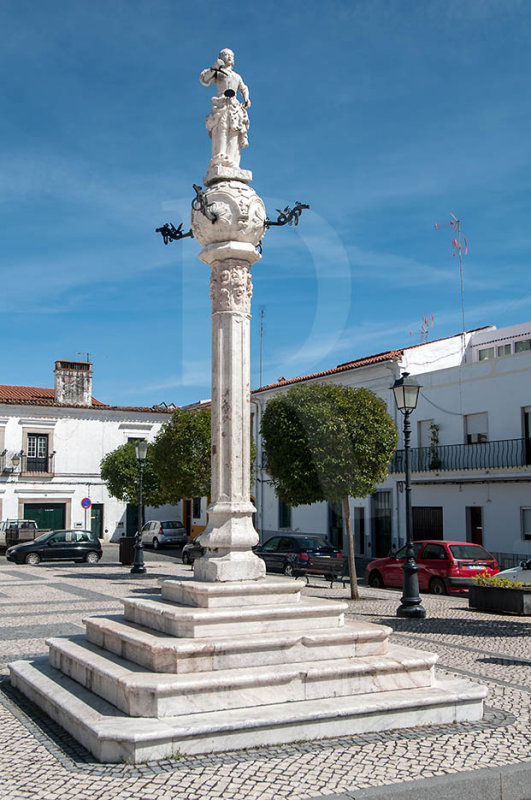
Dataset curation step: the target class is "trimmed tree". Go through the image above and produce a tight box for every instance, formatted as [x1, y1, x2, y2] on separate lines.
[260, 383, 398, 599]
[151, 407, 257, 503]
[100, 442, 168, 514]
[151, 408, 211, 503]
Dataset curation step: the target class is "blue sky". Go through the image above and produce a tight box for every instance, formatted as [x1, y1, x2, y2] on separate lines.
[1, 0, 530, 406]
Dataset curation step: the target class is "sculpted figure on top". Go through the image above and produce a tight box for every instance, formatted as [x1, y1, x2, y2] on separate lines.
[200, 49, 251, 178]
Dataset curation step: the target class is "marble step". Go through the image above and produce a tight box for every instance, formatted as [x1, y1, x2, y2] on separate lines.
[9, 657, 488, 763]
[47, 635, 437, 718]
[159, 576, 304, 608]
[84, 615, 391, 673]
[122, 595, 348, 638]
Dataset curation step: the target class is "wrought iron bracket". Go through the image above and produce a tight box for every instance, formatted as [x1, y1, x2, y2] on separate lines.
[192, 183, 218, 223]
[155, 223, 194, 245]
[265, 201, 309, 228]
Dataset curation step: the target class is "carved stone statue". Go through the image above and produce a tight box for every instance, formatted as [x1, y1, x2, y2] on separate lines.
[200, 49, 251, 180]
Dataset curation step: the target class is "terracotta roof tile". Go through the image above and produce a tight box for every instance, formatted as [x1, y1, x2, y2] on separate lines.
[252, 326, 492, 394]
[253, 350, 402, 393]
[0, 384, 106, 407]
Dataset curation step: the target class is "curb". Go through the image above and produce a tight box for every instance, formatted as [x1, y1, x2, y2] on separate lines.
[319, 761, 531, 800]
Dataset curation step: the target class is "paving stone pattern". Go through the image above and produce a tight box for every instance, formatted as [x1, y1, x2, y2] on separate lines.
[0, 547, 529, 800]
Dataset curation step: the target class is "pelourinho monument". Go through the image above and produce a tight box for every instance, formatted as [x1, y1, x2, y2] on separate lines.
[8, 51, 487, 762]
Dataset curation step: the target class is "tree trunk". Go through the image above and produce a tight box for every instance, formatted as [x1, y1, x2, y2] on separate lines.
[343, 495, 360, 601]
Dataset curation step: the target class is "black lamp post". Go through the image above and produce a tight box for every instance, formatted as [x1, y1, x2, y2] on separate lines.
[392, 372, 426, 619]
[131, 440, 148, 575]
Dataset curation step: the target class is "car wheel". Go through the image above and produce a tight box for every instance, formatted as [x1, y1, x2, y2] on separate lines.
[25, 552, 40, 565]
[182, 551, 191, 565]
[429, 577, 446, 595]
[368, 570, 384, 588]
[85, 551, 101, 564]
[283, 562, 294, 577]
[152, 538, 159, 550]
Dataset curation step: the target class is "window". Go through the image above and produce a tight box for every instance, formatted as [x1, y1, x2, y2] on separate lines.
[478, 347, 495, 361]
[261, 537, 281, 552]
[522, 508, 531, 541]
[497, 344, 512, 357]
[27, 433, 49, 471]
[515, 339, 531, 354]
[465, 412, 488, 444]
[192, 498, 201, 518]
[394, 543, 423, 560]
[421, 543, 448, 560]
[278, 499, 291, 529]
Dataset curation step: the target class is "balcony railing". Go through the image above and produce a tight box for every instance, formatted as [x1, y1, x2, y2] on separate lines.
[21, 453, 55, 474]
[390, 438, 529, 473]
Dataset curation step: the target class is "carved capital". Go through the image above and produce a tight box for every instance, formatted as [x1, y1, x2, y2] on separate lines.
[210, 260, 253, 313]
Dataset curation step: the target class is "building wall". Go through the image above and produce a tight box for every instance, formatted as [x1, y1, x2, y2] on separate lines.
[0, 405, 178, 541]
[253, 325, 531, 564]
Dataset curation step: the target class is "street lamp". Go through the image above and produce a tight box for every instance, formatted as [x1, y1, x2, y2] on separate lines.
[392, 372, 426, 618]
[131, 440, 148, 575]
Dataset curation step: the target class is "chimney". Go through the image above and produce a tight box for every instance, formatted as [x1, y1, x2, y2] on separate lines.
[54, 360, 93, 407]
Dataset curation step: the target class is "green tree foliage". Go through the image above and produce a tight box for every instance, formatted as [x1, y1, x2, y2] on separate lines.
[100, 442, 168, 508]
[151, 408, 211, 503]
[260, 383, 398, 599]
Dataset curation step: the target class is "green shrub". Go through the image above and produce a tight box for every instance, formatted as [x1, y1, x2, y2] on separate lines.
[473, 574, 524, 590]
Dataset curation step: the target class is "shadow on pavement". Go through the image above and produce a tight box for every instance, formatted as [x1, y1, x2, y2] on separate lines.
[374, 615, 530, 638]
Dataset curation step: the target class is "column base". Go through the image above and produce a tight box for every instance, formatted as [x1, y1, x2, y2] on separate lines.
[194, 502, 266, 583]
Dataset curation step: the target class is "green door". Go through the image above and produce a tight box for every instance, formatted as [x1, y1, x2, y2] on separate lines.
[24, 503, 66, 531]
[90, 504, 104, 538]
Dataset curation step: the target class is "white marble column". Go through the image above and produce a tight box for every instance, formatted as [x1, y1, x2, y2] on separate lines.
[191, 186, 266, 582]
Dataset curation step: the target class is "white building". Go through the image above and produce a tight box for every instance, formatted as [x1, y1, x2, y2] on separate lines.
[252, 323, 531, 568]
[0, 360, 177, 541]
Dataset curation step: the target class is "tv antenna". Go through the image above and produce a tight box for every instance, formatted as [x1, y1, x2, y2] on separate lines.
[76, 352, 106, 364]
[410, 315, 434, 343]
[434, 213, 468, 335]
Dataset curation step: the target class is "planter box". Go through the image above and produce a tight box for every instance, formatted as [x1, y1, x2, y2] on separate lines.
[469, 585, 531, 616]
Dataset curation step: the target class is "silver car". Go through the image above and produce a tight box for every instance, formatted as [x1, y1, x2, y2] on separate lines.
[497, 559, 531, 585]
[141, 520, 187, 550]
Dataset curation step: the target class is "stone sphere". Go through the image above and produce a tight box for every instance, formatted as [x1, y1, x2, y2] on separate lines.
[191, 181, 266, 247]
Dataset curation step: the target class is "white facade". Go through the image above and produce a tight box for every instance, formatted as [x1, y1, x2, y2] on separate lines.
[0, 365, 177, 541]
[252, 324, 531, 567]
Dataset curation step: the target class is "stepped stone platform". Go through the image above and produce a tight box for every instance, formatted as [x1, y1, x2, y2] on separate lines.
[9, 576, 488, 763]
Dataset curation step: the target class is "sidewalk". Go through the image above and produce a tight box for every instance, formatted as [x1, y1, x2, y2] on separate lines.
[0, 549, 529, 800]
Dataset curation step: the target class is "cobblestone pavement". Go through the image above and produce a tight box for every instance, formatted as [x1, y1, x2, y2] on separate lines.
[0, 546, 529, 800]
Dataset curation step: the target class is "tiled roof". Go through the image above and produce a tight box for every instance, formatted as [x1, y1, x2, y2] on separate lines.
[253, 327, 493, 394]
[253, 350, 402, 393]
[0, 384, 177, 414]
[0, 385, 105, 407]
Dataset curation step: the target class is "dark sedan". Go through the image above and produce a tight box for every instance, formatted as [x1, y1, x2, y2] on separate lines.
[6, 529, 102, 565]
[254, 534, 345, 579]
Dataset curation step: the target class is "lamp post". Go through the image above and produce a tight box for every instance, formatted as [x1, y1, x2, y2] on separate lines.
[131, 440, 148, 575]
[392, 372, 426, 619]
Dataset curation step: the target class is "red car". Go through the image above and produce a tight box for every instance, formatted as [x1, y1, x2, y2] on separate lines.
[366, 540, 499, 595]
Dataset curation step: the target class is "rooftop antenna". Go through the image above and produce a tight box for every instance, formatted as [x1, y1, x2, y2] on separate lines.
[410, 315, 434, 343]
[259, 306, 265, 387]
[434, 213, 468, 337]
[76, 352, 106, 364]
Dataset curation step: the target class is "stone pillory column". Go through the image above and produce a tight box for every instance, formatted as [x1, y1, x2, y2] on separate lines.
[191, 49, 266, 582]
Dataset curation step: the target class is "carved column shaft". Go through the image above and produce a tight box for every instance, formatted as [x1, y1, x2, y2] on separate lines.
[209, 260, 252, 505]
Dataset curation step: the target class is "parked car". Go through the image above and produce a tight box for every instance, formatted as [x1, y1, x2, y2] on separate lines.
[5, 529, 102, 565]
[496, 559, 531, 585]
[0, 519, 38, 548]
[254, 534, 345, 579]
[366, 540, 499, 595]
[141, 520, 187, 550]
[182, 538, 204, 565]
